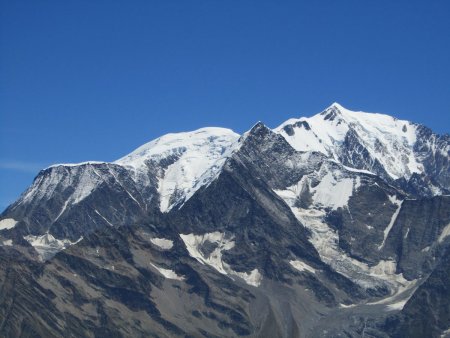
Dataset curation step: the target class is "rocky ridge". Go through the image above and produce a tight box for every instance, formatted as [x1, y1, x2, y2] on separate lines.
[0, 103, 449, 337]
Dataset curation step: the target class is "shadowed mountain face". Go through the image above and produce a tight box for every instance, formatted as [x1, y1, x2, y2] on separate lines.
[0, 104, 449, 337]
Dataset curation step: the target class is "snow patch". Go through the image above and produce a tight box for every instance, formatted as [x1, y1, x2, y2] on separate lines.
[441, 327, 450, 338]
[341, 165, 375, 175]
[229, 268, 262, 287]
[179, 232, 262, 287]
[54, 200, 70, 222]
[312, 172, 355, 210]
[150, 238, 174, 250]
[94, 209, 114, 227]
[275, 167, 360, 211]
[0, 218, 18, 230]
[289, 260, 316, 274]
[149, 263, 184, 281]
[180, 232, 234, 274]
[404, 228, 410, 239]
[2, 239, 13, 246]
[388, 194, 402, 205]
[378, 196, 403, 250]
[386, 299, 408, 311]
[370, 260, 397, 276]
[24, 233, 83, 260]
[438, 223, 450, 243]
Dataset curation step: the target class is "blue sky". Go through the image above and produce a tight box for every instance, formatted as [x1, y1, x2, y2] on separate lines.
[1, 0, 450, 210]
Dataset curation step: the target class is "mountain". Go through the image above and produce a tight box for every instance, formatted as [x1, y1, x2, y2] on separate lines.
[0, 103, 449, 337]
[276, 103, 450, 196]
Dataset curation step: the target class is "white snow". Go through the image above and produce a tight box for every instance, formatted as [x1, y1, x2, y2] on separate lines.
[386, 299, 409, 311]
[150, 238, 174, 250]
[179, 232, 262, 287]
[368, 276, 418, 310]
[54, 200, 70, 222]
[340, 164, 375, 175]
[116, 127, 240, 212]
[275, 165, 360, 211]
[289, 260, 316, 274]
[388, 194, 401, 205]
[24, 233, 83, 260]
[378, 196, 403, 250]
[275, 103, 422, 180]
[94, 209, 114, 227]
[71, 168, 102, 204]
[47, 161, 107, 169]
[275, 104, 349, 156]
[275, 185, 413, 292]
[2, 239, 13, 246]
[438, 223, 450, 243]
[21, 164, 105, 208]
[227, 268, 261, 287]
[0, 218, 18, 230]
[404, 228, 410, 239]
[441, 327, 450, 338]
[18, 128, 240, 221]
[311, 173, 355, 210]
[180, 232, 234, 274]
[149, 263, 184, 281]
[370, 260, 397, 277]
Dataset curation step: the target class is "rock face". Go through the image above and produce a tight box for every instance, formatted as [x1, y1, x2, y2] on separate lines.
[384, 245, 450, 338]
[3, 163, 153, 240]
[0, 104, 449, 337]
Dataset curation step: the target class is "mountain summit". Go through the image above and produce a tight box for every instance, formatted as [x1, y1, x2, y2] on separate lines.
[0, 104, 449, 337]
[276, 103, 448, 192]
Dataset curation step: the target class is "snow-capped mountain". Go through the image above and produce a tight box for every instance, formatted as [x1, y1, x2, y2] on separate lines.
[115, 127, 240, 212]
[276, 103, 420, 178]
[275, 103, 449, 195]
[0, 103, 449, 337]
[1, 128, 239, 243]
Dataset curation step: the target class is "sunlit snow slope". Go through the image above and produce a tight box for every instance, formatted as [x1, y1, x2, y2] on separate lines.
[275, 103, 422, 180]
[115, 127, 240, 212]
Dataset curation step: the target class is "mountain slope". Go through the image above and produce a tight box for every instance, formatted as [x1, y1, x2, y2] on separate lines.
[0, 128, 240, 259]
[0, 103, 449, 337]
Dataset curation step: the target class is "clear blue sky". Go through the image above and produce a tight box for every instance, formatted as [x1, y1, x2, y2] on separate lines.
[1, 0, 450, 210]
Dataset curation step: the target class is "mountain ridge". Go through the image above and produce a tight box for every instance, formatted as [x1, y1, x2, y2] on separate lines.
[0, 103, 449, 337]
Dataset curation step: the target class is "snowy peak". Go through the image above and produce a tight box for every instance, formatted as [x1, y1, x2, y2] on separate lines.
[319, 102, 345, 120]
[275, 103, 423, 181]
[275, 103, 349, 155]
[115, 127, 238, 168]
[240, 121, 272, 143]
[116, 127, 240, 212]
[5, 127, 241, 242]
[19, 163, 111, 207]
